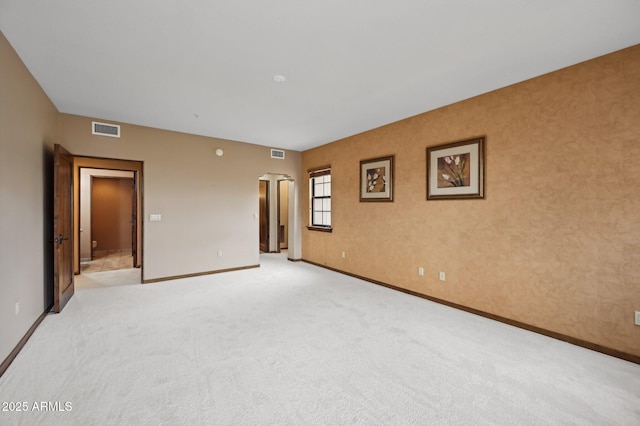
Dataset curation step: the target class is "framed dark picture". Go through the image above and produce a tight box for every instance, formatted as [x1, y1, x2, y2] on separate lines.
[359, 155, 394, 202]
[426, 137, 485, 200]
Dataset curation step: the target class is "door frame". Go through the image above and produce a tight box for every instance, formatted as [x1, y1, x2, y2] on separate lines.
[276, 178, 290, 252]
[89, 175, 136, 263]
[259, 179, 269, 252]
[258, 174, 294, 255]
[74, 156, 143, 275]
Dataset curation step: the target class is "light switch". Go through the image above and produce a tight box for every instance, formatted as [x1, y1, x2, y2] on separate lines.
[150, 214, 162, 222]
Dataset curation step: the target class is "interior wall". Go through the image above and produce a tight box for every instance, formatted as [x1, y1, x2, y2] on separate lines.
[0, 32, 59, 364]
[301, 45, 640, 357]
[59, 114, 302, 281]
[80, 169, 134, 261]
[91, 177, 134, 252]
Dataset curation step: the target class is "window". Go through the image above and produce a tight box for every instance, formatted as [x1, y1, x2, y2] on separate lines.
[308, 167, 332, 231]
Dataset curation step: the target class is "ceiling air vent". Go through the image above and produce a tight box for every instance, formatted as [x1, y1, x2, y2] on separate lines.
[271, 149, 285, 159]
[92, 121, 120, 138]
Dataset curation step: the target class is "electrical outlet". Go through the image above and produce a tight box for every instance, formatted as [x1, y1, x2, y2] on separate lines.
[418, 267, 424, 276]
[15, 302, 20, 316]
[217, 250, 223, 257]
[635, 311, 640, 326]
[439, 272, 446, 281]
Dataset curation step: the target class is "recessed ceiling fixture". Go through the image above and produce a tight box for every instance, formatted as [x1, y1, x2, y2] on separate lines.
[273, 75, 286, 83]
[215, 148, 224, 157]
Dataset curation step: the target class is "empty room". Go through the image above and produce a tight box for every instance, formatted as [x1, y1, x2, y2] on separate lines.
[1, 1, 639, 425]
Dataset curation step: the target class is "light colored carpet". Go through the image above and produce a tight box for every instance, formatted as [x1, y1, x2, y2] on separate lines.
[1, 254, 639, 425]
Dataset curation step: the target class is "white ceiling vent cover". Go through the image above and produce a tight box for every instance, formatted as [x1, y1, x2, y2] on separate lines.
[271, 149, 285, 159]
[92, 121, 120, 138]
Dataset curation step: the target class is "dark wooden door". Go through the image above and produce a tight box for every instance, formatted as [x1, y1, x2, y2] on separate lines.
[53, 144, 74, 313]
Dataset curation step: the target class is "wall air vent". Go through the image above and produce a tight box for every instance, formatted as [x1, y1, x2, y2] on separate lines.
[271, 149, 285, 159]
[92, 121, 120, 138]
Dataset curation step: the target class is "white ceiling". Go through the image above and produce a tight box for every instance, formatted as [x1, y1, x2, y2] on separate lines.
[2, 1, 640, 152]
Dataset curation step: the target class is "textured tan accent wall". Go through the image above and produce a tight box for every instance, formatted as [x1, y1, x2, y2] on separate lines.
[302, 45, 640, 357]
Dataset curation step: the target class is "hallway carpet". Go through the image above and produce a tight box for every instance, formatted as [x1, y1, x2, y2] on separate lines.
[1, 254, 639, 425]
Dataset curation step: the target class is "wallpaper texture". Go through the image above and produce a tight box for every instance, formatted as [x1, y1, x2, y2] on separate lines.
[302, 45, 640, 357]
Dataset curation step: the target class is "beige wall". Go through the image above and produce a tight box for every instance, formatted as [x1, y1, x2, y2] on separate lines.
[91, 177, 134, 251]
[59, 114, 302, 281]
[0, 32, 58, 363]
[302, 45, 640, 357]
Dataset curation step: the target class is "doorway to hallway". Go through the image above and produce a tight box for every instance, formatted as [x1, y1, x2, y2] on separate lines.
[80, 174, 136, 273]
[258, 174, 293, 254]
[52, 146, 144, 312]
[74, 157, 143, 279]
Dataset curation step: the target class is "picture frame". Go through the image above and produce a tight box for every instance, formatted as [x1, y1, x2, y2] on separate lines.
[359, 155, 394, 202]
[426, 136, 485, 200]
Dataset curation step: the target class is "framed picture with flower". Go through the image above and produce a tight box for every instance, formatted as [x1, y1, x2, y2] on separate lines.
[426, 137, 485, 200]
[360, 155, 394, 202]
